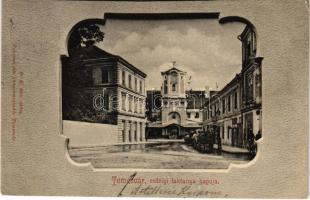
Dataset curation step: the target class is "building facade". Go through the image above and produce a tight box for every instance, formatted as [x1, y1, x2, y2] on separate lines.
[202, 25, 263, 148]
[240, 25, 263, 147]
[186, 90, 205, 124]
[203, 74, 243, 147]
[62, 46, 147, 143]
[146, 66, 204, 139]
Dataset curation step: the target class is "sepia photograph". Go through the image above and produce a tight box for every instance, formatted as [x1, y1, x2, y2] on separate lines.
[1, 0, 307, 198]
[62, 13, 263, 169]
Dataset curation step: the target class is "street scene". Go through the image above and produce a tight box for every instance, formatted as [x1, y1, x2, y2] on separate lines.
[61, 14, 263, 169]
[69, 140, 250, 169]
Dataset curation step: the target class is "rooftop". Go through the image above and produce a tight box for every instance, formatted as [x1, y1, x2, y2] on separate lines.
[161, 67, 186, 75]
[71, 45, 147, 78]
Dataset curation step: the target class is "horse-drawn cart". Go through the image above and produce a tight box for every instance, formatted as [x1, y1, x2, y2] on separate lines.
[193, 131, 215, 153]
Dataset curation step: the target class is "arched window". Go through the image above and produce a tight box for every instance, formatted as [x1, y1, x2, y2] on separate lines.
[164, 80, 168, 94]
[195, 112, 199, 118]
[172, 84, 176, 92]
[171, 71, 178, 92]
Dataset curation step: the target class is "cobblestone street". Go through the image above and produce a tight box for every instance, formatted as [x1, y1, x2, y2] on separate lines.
[68, 140, 251, 169]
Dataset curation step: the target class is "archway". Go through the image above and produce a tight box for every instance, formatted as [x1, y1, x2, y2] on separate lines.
[167, 112, 181, 124]
[167, 124, 180, 139]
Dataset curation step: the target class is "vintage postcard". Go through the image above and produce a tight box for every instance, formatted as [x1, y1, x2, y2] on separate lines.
[1, 0, 308, 198]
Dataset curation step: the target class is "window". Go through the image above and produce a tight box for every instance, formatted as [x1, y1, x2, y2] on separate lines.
[140, 80, 142, 93]
[134, 122, 137, 141]
[128, 122, 132, 142]
[244, 32, 253, 62]
[187, 113, 191, 118]
[227, 95, 231, 112]
[122, 121, 126, 142]
[122, 70, 125, 86]
[134, 98, 138, 113]
[101, 69, 109, 83]
[140, 122, 143, 141]
[234, 91, 238, 109]
[245, 40, 251, 61]
[135, 78, 137, 91]
[172, 84, 176, 92]
[222, 99, 226, 114]
[164, 80, 168, 94]
[141, 100, 144, 113]
[121, 93, 126, 111]
[154, 97, 161, 108]
[128, 96, 132, 112]
[137, 99, 140, 114]
[195, 112, 199, 118]
[172, 114, 176, 119]
[139, 101, 143, 114]
[171, 72, 177, 93]
[252, 32, 257, 55]
[246, 74, 254, 101]
[93, 67, 101, 85]
[232, 118, 237, 125]
[128, 75, 132, 89]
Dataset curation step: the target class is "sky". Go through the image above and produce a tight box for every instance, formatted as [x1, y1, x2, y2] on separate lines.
[98, 19, 245, 91]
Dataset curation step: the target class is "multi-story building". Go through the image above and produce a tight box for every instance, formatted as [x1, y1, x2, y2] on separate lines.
[203, 74, 243, 147]
[186, 90, 205, 124]
[239, 25, 263, 146]
[62, 45, 147, 143]
[146, 65, 204, 139]
[202, 25, 263, 148]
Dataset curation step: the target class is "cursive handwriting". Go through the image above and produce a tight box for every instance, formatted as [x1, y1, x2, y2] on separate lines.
[130, 184, 227, 197]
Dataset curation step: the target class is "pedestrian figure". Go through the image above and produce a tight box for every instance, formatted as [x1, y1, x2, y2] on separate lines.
[247, 128, 256, 157]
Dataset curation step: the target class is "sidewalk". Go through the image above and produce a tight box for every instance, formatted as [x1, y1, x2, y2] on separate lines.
[69, 138, 183, 149]
[214, 144, 249, 154]
[147, 139, 183, 143]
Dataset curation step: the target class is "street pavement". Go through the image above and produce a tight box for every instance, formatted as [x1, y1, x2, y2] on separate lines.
[68, 140, 251, 169]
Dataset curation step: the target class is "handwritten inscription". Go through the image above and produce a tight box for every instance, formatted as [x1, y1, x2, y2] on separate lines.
[18, 72, 24, 115]
[112, 175, 224, 197]
[11, 43, 17, 142]
[130, 185, 226, 197]
[10, 19, 25, 142]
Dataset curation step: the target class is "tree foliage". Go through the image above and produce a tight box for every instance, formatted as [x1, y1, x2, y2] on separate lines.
[68, 23, 104, 53]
